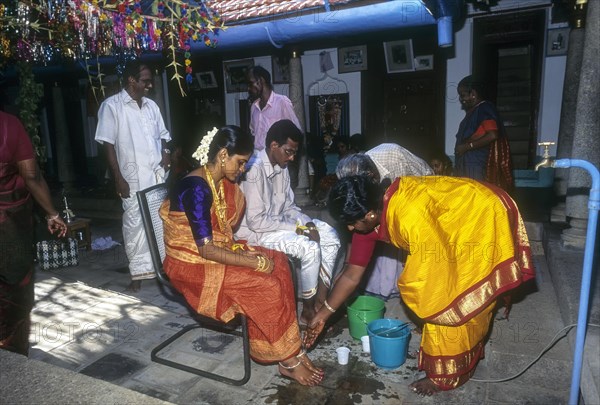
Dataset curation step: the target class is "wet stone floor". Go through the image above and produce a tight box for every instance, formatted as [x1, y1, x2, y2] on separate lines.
[26, 225, 574, 404]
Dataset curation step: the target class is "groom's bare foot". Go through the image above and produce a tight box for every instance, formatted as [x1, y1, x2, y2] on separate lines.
[300, 299, 316, 325]
[409, 377, 441, 396]
[279, 358, 323, 386]
[126, 280, 142, 292]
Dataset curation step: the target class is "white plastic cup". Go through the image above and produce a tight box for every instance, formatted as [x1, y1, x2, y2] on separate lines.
[361, 335, 371, 353]
[336, 347, 350, 365]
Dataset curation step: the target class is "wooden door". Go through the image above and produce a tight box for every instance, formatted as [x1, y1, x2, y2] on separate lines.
[382, 76, 439, 159]
[472, 10, 545, 169]
[496, 45, 535, 169]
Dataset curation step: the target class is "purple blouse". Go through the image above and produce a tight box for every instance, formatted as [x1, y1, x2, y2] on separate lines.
[169, 176, 214, 246]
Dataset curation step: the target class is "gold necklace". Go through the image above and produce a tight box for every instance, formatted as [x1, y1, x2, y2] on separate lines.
[204, 166, 227, 232]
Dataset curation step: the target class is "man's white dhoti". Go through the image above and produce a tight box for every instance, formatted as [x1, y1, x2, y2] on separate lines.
[121, 195, 155, 280]
[256, 219, 340, 299]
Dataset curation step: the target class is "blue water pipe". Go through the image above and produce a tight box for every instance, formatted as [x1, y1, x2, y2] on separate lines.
[552, 159, 600, 405]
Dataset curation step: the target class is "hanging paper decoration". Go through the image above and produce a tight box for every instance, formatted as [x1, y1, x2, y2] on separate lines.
[0, 0, 224, 96]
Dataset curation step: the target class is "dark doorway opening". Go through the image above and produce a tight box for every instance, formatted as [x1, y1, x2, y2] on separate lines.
[472, 10, 546, 169]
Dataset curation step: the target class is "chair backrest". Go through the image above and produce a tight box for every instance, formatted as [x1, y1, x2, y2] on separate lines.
[137, 183, 170, 286]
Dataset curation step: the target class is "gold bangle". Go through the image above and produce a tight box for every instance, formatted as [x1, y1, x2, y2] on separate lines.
[255, 255, 264, 271]
[255, 255, 269, 273]
[45, 213, 60, 221]
[323, 300, 336, 313]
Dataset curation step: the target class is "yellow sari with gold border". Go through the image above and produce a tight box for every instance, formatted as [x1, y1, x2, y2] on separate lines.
[384, 176, 533, 389]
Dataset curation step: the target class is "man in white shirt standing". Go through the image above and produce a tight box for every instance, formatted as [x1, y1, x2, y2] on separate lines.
[247, 66, 301, 150]
[95, 60, 171, 292]
[236, 120, 341, 325]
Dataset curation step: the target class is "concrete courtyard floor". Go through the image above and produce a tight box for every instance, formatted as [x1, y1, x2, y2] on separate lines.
[2, 218, 595, 404]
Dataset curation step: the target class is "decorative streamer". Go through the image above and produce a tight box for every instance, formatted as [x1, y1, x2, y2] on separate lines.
[0, 0, 224, 96]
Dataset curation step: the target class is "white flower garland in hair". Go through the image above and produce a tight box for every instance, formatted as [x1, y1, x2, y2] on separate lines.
[192, 127, 219, 166]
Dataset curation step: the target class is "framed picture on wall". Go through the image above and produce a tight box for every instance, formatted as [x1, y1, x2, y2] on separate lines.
[223, 59, 254, 93]
[383, 39, 414, 73]
[546, 28, 569, 56]
[337, 45, 368, 73]
[271, 55, 290, 84]
[414, 55, 433, 70]
[196, 71, 218, 89]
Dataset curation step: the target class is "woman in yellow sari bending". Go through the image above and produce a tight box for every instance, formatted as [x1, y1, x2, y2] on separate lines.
[304, 175, 534, 395]
[161, 126, 323, 386]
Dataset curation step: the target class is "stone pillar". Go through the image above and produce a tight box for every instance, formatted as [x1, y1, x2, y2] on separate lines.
[551, 26, 585, 223]
[289, 50, 311, 206]
[52, 85, 76, 193]
[562, 0, 600, 249]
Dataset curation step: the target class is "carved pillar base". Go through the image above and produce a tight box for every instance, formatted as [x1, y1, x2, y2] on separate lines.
[551, 202, 567, 224]
[561, 0, 600, 250]
[561, 217, 589, 250]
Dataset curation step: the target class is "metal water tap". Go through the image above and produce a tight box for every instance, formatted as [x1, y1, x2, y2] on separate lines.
[534, 141, 556, 171]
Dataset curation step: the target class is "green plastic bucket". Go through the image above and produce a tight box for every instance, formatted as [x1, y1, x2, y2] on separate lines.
[346, 295, 385, 340]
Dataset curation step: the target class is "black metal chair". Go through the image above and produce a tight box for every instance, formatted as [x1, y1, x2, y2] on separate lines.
[137, 183, 251, 386]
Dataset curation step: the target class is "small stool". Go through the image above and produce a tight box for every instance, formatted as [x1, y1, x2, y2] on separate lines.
[66, 218, 92, 250]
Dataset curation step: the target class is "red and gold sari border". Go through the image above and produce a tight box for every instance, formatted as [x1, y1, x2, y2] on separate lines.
[218, 304, 239, 324]
[430, 368, 477, 391]
[419, 340, 485, 378]
[427, 259, 523, 325]
[485, 182, 534, 281]
[249, 323, 301, 363]
[379, 178, 400, 243]
[196, 262, 226, 319]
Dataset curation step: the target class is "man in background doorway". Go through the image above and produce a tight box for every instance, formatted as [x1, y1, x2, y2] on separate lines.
[246, 66, 301, 151]
[95, 60, 171, 292]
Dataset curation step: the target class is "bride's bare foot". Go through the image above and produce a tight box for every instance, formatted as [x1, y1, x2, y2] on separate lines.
[297, 351, 324, 375]
[279, 357, 323, 386]
[409, 377, 441, 396]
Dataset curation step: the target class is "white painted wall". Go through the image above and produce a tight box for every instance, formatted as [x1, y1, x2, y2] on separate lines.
[301, 48, 361, 134]
[538, 55, 566, 157]
[443, 13, 566, 158]
[224, 13, 566, 160]
[223, 49, 362, 135]
[537, 14, 569, 157]
[444, 19, 473, 157]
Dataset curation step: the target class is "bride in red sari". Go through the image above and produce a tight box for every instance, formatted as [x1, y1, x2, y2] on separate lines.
[160, 126, 323, 385]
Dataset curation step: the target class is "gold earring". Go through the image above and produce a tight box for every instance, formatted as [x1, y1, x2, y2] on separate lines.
[221, 158, 225, 167]
[370, 214, 375, 218]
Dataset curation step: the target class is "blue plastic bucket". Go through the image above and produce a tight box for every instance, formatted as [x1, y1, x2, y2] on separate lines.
[346, 296, 385, 340]
[367, 318, 411, 369]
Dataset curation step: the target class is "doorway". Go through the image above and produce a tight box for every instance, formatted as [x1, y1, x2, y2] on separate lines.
[472, 10, 546, 169]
